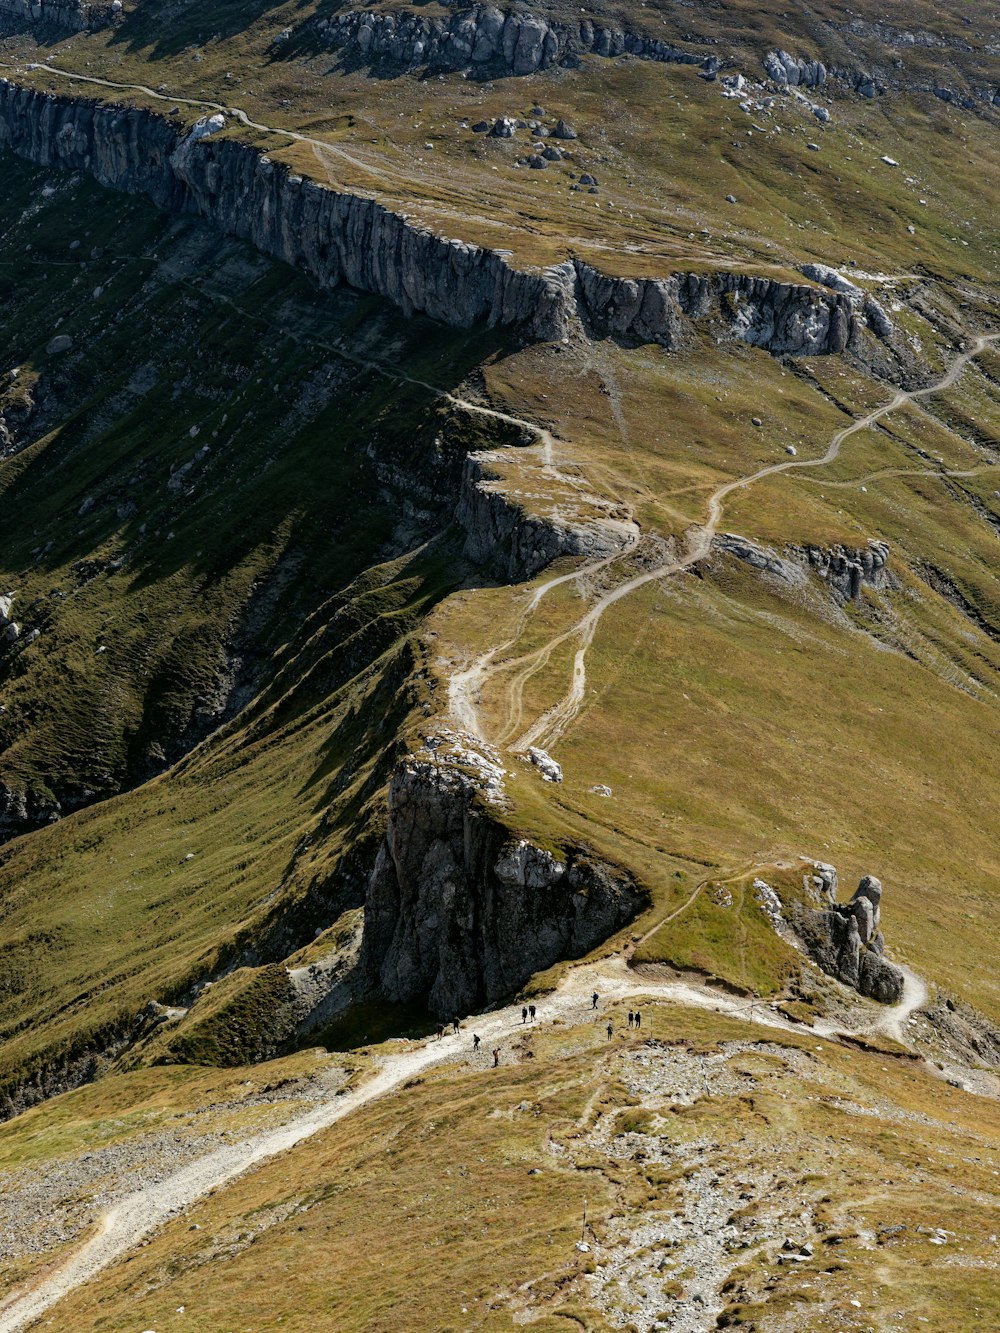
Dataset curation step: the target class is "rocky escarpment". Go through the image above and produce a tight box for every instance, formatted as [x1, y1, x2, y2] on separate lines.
[575, 263, 855, 356]
[0, 82, 874, 358]
[792, 869, 904, 1004]
[291, 6, 716, 78]
[0, 0, 110, 34]
[765, 43, 1000, 109]
[457, 451, 639, 579]
[360, 753, 645, 1016]
[0, 81, 574, 342]
[714, 534, 895, 604]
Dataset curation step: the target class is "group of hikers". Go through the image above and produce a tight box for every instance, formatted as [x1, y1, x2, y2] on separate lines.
[435, 990, 647, 1067]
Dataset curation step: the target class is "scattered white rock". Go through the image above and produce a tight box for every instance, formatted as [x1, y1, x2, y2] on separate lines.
[46, 334, 73, 356]
[880, 155, 899, 167]
[526, 747, 562, 782]
[590, 784, 612, 796]
[786, 444, 797, 456]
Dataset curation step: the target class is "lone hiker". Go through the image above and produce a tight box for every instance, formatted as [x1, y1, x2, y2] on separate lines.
[493, 1048, 500, 1068]
[592, 992, 599, 1009]
[473, 1033, 481, 1052]
[528, 1003, 536, 1021]
[522, 1005, 528, 1024]
[606, 1022, 613, 1040]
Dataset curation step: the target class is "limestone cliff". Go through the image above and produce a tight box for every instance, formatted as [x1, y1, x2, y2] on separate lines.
[296, 6, 715, 78]
[457, 451, 639, 580]
[360, 754, 645, 1016]
[0, 81, 871, 357]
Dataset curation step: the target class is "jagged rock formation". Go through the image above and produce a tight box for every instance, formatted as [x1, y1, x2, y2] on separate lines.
[0, 82, 872, 357]
[0, 81, 573, 342]
[457, 451, 639, 579]
[0, 0, 109, 33]
[793, 872, 904, 1004]
[360, 757, 645, 1015]
[295, 7, 716, 78]
[764, 49, 828, 90]
[715, 534, 894, 604]
[800, 541, 894, 602]
[575, 263, 854, 355]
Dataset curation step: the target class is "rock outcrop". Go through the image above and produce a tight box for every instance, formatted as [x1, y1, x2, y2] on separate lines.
[574, 263, 855, 356]
[295, 7, 716, 78]
[360, 757, 645, 1016]
[764, 48, 827, 90]
[0, 0, 108, 33]
[800, 541, 893, 602]
[457, 451, 639, 579]
[792, 872, 904, 1004]
[0, 80, 574, 343]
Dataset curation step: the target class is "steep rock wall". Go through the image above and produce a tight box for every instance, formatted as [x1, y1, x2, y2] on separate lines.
[0, 80, 573, 341]
[0, 81, 866, 355]
[0, 0, 107, 33]
[792, 873, 904, 1004]
[295, 6, 716, 77]
[360, 758, 645, 1016]
[574, 262, 854, 356]
[457, 451, 639, 579]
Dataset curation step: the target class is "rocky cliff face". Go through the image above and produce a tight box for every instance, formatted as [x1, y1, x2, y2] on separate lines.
[714, 535, 895, 603]
[0, 0, 106, 33]
[457, 451, 639, 580]
[0, 81, 873, 358]
[792, 871, 904, 1004]
[360, 755, 645, 1016]
[575, 263, 854, 356]
[295, 6, 715, 78]
[0, 81, 573, 342]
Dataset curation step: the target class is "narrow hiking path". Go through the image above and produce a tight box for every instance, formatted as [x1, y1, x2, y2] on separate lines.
[0, 937, 937, 1333]
[499, 333, 1000, 754]
[0, 956, 797, 1333]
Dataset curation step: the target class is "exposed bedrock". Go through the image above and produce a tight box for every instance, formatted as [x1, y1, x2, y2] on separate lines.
[360, 758, 645, 1016]
[793, 872, 904, 1004]
[0, 81, 573, 341]
[457, 451, 639, 579]
[0, 82, 871, 356]
[295, 6, 715, 77]
[574, 263, 856, 356]
[714, 534, 895, 603]
[0, 0, 109, 33]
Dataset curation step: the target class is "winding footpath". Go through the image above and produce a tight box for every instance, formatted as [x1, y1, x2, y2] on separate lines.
[477, 333, 1000, 753]
[0, 943, 930, 1333]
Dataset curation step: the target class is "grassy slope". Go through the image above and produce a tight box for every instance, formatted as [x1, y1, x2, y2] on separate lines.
[0, 155, 520, 1096]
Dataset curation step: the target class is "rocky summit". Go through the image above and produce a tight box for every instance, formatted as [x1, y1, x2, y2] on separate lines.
[0, 0, 997, 1329]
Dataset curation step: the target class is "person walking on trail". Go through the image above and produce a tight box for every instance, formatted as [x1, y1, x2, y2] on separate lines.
[522, 1005, 528, 1024]
[635, 1010, 641, 1030]
[592, 992, 599, 1009]
[493, 1048, 501, 1068]
[628, 1010, 634, 1028]
[528, 1003, 536, 1021]
[453, 1017, 461, 1034]
[606, 1022, 613, 1040]
[473, 1033, 481, 1052]
[436, 1023, 445, 1041]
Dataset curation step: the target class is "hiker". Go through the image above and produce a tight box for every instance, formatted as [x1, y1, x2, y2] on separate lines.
[606, 1022, 613, 1040]
[528, 1003, 536, 1021]
[628, 1010, 634, 1028]
[436, 1023, 445, 1041]
[493, 1048, 500, 1068]
[453, 1016, 461, 1034]
[522, 1005, 528, 1024]
[635, 1010, 641, 1030]
[592, 991, 599, 1009]
[473, 1033, 481, 1052]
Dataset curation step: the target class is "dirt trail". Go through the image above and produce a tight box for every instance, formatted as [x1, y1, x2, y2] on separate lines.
[500, 333, 1000, 752]
[0, 948, 871, 1333]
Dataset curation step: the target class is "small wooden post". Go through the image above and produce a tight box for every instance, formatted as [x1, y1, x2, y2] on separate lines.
[582, 1198, 588, 1240]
